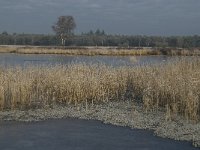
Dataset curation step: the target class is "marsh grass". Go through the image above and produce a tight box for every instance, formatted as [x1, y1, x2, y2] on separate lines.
[0, 46, 156, 56]
[1, 46, 200, 56]
[0, 58, 199, 121]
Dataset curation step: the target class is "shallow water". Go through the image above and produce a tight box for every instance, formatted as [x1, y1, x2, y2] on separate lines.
[0, 118, 197, 150]
[0, 53, 182, 67]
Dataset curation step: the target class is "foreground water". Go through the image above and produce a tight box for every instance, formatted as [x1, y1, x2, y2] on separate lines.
[0, 53, 181, 67]
[0, 118, 197, 150]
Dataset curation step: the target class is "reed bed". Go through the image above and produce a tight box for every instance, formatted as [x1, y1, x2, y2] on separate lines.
[0, 46, 156, 56]
[130, 58, 200, 121]
[0, 58, 199, 121]
[1, 46, 200, 56]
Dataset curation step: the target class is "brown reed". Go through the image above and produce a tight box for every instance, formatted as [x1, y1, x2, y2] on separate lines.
[0, 58, 199, 121]
[1, 46, 199, 56]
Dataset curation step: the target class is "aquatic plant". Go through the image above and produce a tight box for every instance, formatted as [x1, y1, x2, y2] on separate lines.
[0, 58, 199, 121]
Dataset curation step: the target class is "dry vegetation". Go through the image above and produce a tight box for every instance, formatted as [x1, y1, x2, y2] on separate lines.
[0, 58, 199, 122]
[0, 46, 200, 56]
[0, 46, 157, 55]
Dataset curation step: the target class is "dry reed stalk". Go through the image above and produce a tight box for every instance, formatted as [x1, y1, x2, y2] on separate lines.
[0, 58, 199, 121]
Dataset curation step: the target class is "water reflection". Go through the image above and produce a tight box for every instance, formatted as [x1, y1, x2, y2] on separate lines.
[0, 53, 191, 67]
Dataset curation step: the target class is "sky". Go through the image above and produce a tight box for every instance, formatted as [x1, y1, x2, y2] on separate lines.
[0, 0, 199, 35]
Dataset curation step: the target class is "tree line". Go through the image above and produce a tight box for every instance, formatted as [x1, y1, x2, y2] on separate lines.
[1, 31, 200, 48]
[0, 16, 200, 48]
[1, 15, 200, 48]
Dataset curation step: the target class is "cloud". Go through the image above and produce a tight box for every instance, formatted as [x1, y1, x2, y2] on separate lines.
[88, 3, 101, 9]
[0, 0, 200, 35]
[2, 4, 33, 10]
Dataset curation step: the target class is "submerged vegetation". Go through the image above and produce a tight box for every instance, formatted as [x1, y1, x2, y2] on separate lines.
[0, 58, 199, 122]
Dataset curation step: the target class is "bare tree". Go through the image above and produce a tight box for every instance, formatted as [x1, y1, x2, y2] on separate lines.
[52, 16, 76, 46]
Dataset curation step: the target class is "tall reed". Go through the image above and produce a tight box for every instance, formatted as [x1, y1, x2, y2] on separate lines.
[129, 58, 200, 121]
[0, 58, 199, 121]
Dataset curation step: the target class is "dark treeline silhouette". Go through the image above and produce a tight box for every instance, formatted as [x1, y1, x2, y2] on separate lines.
[0, 31, 200, 48]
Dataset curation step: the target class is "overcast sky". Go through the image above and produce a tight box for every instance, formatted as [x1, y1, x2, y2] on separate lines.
[0, 0, 199, 35]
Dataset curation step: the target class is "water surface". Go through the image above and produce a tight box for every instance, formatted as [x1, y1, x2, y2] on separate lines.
[0, 53, 181, 67]
[0, 118, 197, 150]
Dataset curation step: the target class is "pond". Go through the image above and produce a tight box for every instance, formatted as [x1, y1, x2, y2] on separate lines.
[0, 118, 197, 150]
[0, 53, 183, 67]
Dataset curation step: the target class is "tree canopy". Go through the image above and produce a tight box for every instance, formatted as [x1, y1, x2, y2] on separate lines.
[52, 16, 76, 45]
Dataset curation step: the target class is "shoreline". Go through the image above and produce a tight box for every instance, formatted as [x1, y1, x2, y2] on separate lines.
[0, 45, 200, 56]
[0, 100, 199, 148]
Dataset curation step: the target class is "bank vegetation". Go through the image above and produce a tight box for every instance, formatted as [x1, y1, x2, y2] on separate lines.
[0, 58, 199, 122]
[0, 46, 200, 56]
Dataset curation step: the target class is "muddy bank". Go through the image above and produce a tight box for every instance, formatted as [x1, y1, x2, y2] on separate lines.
[0, 100, 200, 148]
